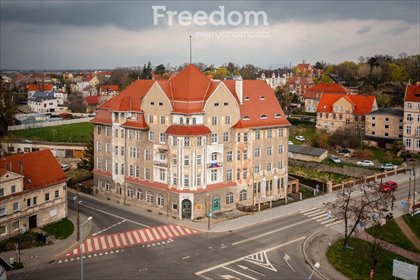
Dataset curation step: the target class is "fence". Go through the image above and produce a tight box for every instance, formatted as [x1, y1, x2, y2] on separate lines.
[8, 117, 93, 131]
[330, 168, 406, 192]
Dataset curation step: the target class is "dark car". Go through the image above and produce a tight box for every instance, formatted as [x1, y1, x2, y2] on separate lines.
[404, 154, 415, 162]
[380, 181, 398, 192]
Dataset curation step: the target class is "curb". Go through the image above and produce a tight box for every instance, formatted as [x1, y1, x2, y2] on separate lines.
[302, 227, 330, 280]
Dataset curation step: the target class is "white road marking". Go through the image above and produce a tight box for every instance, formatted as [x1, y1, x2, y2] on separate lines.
[87, 239, 93, 252]
[237, 264, 265, 276]
[100, 236, 107, 249]
[163, 226, 174, 237]
[169, 225, 180, 237]
[299, 206, 321, 214]
[321, 218, 336, 224]
[81, 204, 150, 228]
[126, 232, 135, 245]
[133, 231, 141, 243]
[232, 220, 309, 245]
[196, 236, 306, 277]
[326, 220, 342, 227]
[151, 228, 161, 240]
[222, 266, 257, 280]
[315, 216, 330, 222]
[139, 230, 148, 242]
[145, 229, 155, 241]
[107, 235, 114, 248]
[182, 256, 190, 260]
[157, 226, 167, 239]
[93, 237, 100, 251]
[113, 234, 121, 247]
[306, 210, 324, 217]
[120, 233, 128, 246]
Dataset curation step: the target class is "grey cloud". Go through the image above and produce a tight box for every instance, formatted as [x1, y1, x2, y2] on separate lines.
[1, 1, 419, 31]
[357, 26, 371, 35]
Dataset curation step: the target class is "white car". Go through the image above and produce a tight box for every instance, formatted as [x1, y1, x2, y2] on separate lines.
[356, 160, 374, 167]
[288, 141, 294, 145]
[380, 163, 397, 170]
[295, 135, 305, 142]
[61, 164, 70, 171]
[330, 155, 341, 164]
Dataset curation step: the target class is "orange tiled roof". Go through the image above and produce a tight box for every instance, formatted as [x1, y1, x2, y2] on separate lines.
[100, 85, 119, 92]
[404, 84, 420, 102]
[93, 65, 289, 128]
[304, 83, 350, 99]
[85, 95, 100, 105]
[27, 84, 53, 92]
[317, 93, 376, 115]
[91, 110, 112, 124]
[122, 115, 149, 129]
[0, 150, 67, 191]
[165, 125, 212, 136]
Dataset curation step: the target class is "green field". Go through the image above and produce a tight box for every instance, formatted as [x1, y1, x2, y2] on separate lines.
[10, 122, 93, 143]
[327, 238, 416, 280]
[403, 214, 420, 239]
[42, 218, 74, 239]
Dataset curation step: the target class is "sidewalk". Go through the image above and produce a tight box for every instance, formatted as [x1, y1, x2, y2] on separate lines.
[0, 209, 92, 269]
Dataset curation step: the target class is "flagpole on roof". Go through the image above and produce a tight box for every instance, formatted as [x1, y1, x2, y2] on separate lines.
[189, 35, 192, 64]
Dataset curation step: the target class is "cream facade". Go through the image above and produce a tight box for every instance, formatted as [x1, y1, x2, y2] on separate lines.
[0, 170, 67, 240]
[403, 99, 420, 153]
[92, 65, 290, 220]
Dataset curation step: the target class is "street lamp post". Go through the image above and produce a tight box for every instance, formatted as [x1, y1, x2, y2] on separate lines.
[308, 262, 320, 280]
[80, 216, 93, 280]
[73, 196, 81, 241]
[206, 194, 211, 230]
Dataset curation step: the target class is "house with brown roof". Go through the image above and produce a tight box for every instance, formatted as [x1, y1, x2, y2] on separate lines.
[92, 64, 290, 220]
[316, 93, 377, 135]
[403, 83, 420, 153]
[0, 150, 68, 240]
[287, 76, 314, 97]
[304, 83, 351, 113]
[99, 85, 119, 96]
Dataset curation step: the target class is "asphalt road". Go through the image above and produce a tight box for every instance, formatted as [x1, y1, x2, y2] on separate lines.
[9, 172, 415, 280]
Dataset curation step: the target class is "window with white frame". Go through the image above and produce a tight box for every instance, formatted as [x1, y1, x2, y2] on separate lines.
[115, 145, 119, 156]
[278, 144, 284, 154]
[0, 206, 6, 216]
[173, 155, 178, 165]
[136, 130, 141, 140]
[136, 166, 140, 177]
[197, 174, 202, 186]
[97, 142, 102, 152]
[407, 114, 413, 121]
[160, 116, 165, 124]
[159, 152, 166, 161]
[106, 143, 110, 153]
[405, 138, 412, 147]
[159, 168, 166, 181]
[160, 133, 166, 143]
[254, 164, 260, 173]
[148, 131, 154, 141]
[105, 182, 111, 192]
[237, 151, 241, 160]
[148, 114, 154, 123]
[211, 169, 217, 181]
[267, 146, 272, 155]
[157, 194, 164, 206]
[407, 126, 412, 135]
[278, 160, 284, 169]
[236, 168, 241, 180]
[243, 169, 248, 179]
[226, 192, 234, 204]
[184, 156, 190, 166]
[13, 221, 19, 232]
[13, 202, 19, 212]
[278, 128, 284, 137]
[227, 169, 233, 181]
[146, 192, 153, 203]
[0, 225, 6, 236]
[243, 150, 248, 160]
[227, 151, 233, 161]
[128, 130, 134, 139]
[184, 175, 190, 187]
[114, 129, 118, 138]
[211, 152, 217, 161]
[239, 190, 247, 201]
[223, 132, 229, 142]
[211, 133, 218, 144]
[237, 133, 241, 142]
[254, 147, 260, 157]
[45, 193, 50, 202]
[244, 133, 248, 142]
[120, 163, 124, 175]
[114, 163, 118, 175]
[173, 174, 178, 186]
[225, 115, 231, 124]
[184, 137, 190, 147]
[145, 168, 151, 180]
[196, 155, 202, 165]
[255, 130, 260, 140]
[197, 136, 203, 146]
[267, 162, 272, 171]
[97, 126, 102, 135]
[106, 126, 111, 136]
[267, 128, 272, 138]
[144, 150, 151, 160]
[212, 116, 218, 125]
[407, 102, 412, 109]
[137, 189, 143, 200]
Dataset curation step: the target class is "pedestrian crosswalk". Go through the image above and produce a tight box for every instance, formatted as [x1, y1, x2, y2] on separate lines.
[59, 224, 199, 261]
[299, 207, 341, 227]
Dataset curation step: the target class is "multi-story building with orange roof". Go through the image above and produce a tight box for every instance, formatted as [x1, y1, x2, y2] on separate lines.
[403, 83, 420, 153]
[91, 64, 290, 220]
[0, 150, 68, 240]
[304, 83, 351, 113]
[316, 93, 377, 135]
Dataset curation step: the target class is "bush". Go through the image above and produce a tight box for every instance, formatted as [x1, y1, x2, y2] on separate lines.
[0, 231, 45, 252]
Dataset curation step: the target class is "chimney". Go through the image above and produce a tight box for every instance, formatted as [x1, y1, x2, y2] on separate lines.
[235, 77, 243, 105]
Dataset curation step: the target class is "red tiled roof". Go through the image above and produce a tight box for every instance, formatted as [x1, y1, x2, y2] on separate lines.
[122, 115, 149, 129]
[0, 150, 67, 191]
[27, 84, 53, 92]
[304, 83, 350, 99]
[91, 109, 112, 124]
[100, 85, 119, 92]
[0, 167, 6, 177]
[317, 94, 376, 115]
[288, 76, 314, 85]
[165, 125, 211, 136]
[85, 95, 100, 105]
[169, 64, 212, 101]
[230, 80, 290, 129]
[404, 84, 420, 102]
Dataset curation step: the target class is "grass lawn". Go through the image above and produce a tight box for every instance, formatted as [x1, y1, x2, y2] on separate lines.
[289, 165, 353, 184]
[367, 147, 403, 165]
[0, 231, 45, 252]
[327, 238, 415, 280]
[10, 122, 93, 143]
[366, 220, 420, 254]
[403, 214, 420, 240]
[42, 218, 74, 239]
[289, 124, 316, 145]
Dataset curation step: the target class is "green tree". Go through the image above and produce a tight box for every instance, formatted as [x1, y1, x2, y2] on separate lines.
[0, 78, 17, 135]
[154, 64, 166, 75]
[210, 67, 231, 80]
[79, 133, 94, 171]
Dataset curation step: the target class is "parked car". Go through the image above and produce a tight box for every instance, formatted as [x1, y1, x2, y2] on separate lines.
[380, 181, 398, 192]
[403, 153, 415, 162]
[61, 163, 70, 172]
[288, 141, 294, 145]
[356, 160, 374, 167]
[338, 148, 351, 155]
[330, 155, 341, 164]
[380, 163, 398, 170]
[295, 135, 305, 142]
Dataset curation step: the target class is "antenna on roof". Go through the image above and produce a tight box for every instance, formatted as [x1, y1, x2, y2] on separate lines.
[189, 35, 192, 64]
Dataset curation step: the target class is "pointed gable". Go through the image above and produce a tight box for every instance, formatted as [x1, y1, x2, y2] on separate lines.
[169, 64, 212, 101]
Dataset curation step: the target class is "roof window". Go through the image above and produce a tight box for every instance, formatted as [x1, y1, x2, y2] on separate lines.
[260, 114, 267, 119]
[242, 116, 250, 120]
[274, 113, 281, 118]
[244, 97, 250, 101]
[259, 96, 265, 100]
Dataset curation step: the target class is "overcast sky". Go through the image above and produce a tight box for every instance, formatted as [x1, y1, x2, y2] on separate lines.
[1, 1, 419, 70]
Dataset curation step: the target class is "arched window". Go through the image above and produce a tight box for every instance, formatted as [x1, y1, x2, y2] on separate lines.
[239, 190, 247, 201]
[157, 194, 164, 207]
[226, 192, 234, 204]
[274, 113, 281, 119]
[260, 114, 267, 119]
[136, 189, 143, 200]
[146, 191, 153, 203]
[242, 115, 250, 120]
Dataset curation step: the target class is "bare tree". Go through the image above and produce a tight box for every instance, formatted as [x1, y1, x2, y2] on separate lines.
[328, 183, 392, 250]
